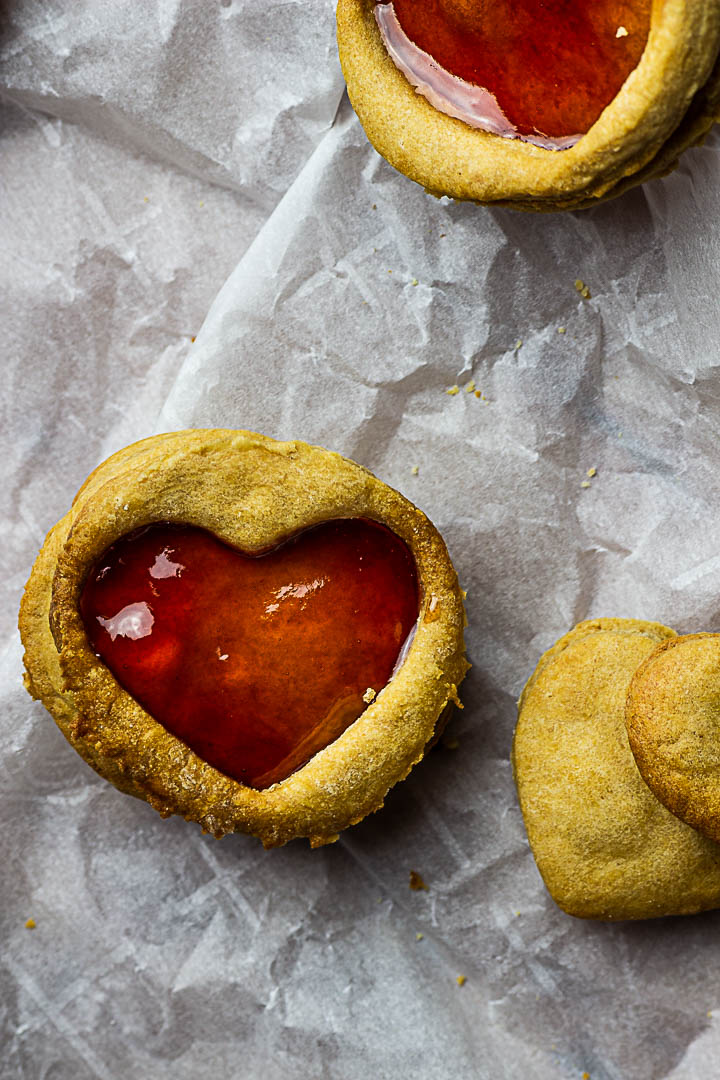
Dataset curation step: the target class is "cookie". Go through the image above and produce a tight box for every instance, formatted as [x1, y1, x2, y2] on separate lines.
[514, 618, 720, 919]
[627, 633, 720, 844]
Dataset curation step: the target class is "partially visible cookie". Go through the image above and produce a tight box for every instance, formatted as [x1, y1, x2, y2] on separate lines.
[627, 633, 720, 844]
[514, 619, 720, 920]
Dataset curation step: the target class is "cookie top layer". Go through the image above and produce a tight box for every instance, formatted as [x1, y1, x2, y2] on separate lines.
[627, 633, 720, 844]
[514, 618, 720, 920]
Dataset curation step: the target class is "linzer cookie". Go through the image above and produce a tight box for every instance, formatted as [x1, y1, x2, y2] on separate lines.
[19, 430, 468, 847]
[337, 0, 720, 209]
[513, 619, 720, 920]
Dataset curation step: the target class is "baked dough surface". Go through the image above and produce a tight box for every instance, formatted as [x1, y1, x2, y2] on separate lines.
[514, 618, 720, 920]
[20, 430, 468, 847]
[337, 0, 720, 210]
[627, 633, 720, 844]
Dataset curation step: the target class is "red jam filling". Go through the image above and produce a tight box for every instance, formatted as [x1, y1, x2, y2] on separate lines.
[80, 520, 419, 790]
[376, 0, 651, 146]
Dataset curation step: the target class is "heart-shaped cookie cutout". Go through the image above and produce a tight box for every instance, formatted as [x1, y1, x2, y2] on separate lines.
[80, 519, 419, 790]
[20, 430, 468, 846]
[514, 619, 720, 920]
[376, 0, 651, 146]
[627, 633, 720, 845]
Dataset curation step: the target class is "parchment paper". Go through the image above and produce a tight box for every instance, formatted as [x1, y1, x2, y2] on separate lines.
[3, 2, 720, 1077]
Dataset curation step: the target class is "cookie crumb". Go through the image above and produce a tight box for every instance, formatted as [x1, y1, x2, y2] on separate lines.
[616, 25, 628, 36]
[581, 480, 591, 489]
[190, 336, 196, 343]
[411, 278, 419, 287]
[515, 339, 523, 349]
[409, 870, 428, 891]
[558, 326, 566, 334]
[586, 467, 597, 478]
[25, 919, 36, 930]
[456, 975, 467, 987]
[372, 203, 377, 210]
[446, 385, 460, 396]
[416, 932, 424, 941]
[411, 465, 419, 475]
[581, 1073, 590, 1080]
[465, 380, 476, 393]
[362, 688, 376, 704]
[574, 279, 592, 300]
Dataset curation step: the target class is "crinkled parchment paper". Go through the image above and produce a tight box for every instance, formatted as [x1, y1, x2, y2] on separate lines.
[3, 3, 720, 1077]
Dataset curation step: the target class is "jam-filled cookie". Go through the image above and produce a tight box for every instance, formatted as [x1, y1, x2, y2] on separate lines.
[513, 618, 720, 920]
[627, 633, 720, 844]
[337, 0, 720, 209]
[19, 430, 468, 847]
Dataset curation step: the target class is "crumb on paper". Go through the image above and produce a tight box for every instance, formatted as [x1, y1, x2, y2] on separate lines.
[387, 269, 392, 275]
[416, 932, 424, 941]
[616, 24, 628, 36]
[465, 379, 476, 393]
[581, 480, 591, 489]
[558, 326, 566, 334]
[25, 918, 36, 930]
[446, 385, 460, 396]
[439, 232, 446, 238]
[411, 465, 419, 475]
[586, 467, 597, 478]
[190, 336, 196, 343]
[575, 278, 592, 300]
[143, 196, 149, 203]
[411, 278, 419, 287]
[515, 910, 521, 916]
[456, 975, 467, 987]
[443, 735, 460, 750]
[515, 339, 523, 349]
[372, 203, 377, 210]
[474, 389, 482, 399]
[409, 870, 428, 891]
[362, 688, 376, 704]
[199, 201, 204, 208]
[581, 1073, 590, 1080]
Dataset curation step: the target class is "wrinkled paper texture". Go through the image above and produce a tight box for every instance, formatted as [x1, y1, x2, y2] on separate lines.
[3, 2, 720, 1077]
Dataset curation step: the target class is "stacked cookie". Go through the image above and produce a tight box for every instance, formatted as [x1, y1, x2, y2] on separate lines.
[513, 619, 720, 920]
[337, 0, 720, 210]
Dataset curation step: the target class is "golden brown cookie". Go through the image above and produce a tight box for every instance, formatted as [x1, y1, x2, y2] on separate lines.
[513, 618, 720, 920]
[19, 430, 468, 847]
[337, 0, 720, 210]
[626, 633, 720, 844]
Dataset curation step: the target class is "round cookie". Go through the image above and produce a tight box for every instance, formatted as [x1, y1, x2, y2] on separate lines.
[336, 0, 720, 210]
[627, 633, 720, 844]
[514, 618, 720, 920]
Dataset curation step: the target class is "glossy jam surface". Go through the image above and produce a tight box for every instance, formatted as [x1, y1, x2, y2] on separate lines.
[377, 0, 651, 144]
[80, 520, 418, 790]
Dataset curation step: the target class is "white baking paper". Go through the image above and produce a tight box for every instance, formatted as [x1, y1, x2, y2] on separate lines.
[3, 2, 720, 1077]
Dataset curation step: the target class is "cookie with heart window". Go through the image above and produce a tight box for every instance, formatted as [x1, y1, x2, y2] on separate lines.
[19, 430, 468, 847]
[336, 0, 720, 209]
